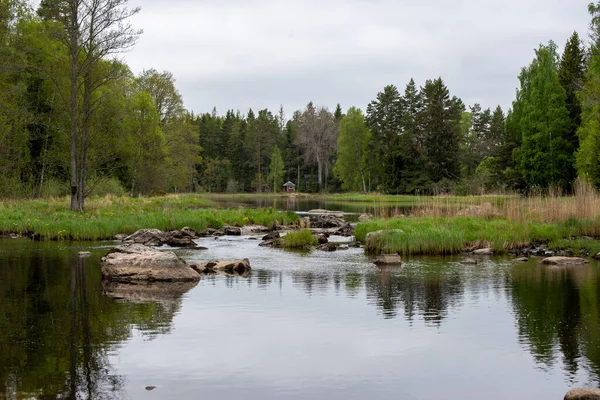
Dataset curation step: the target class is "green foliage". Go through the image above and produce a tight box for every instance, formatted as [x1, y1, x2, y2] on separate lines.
[515, 42, 574, 190]
[355, 216, 600, 256]
[268, 145, 285, 192]
[281, 229, 318, 249]
[334, 107, 371, 192]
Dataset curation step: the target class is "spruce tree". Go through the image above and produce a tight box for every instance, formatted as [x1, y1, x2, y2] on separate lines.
[420, 78, 463, 186]
[559, 32, 585, 156]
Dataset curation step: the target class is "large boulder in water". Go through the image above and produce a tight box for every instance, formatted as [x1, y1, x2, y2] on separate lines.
[564, 388, 600, 400]
[101, 244, 201, 282]
[191, 259, 251, 275]
[123, 228, 198, 248]
[241, 224, 270, 235]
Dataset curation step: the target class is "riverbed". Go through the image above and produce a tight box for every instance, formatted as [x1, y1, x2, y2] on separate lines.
[0, 235, 598, 399]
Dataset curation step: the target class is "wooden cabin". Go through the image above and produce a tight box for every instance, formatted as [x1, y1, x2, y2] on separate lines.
[282, 181, 296, 193]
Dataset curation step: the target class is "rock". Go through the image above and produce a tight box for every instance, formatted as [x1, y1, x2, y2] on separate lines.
[358, 213, 373, 222]
[373, 254, 402, 266]
[262, 231, 281, 241]
[162, 236, 198, 248]
[100, 244, 201, 282]
[306, 210, 346, 228]
[114, 233, 128, 241]
[146, 386, 157, 391]
[78, 251, 92, 257]
[334, 223, 355, 237]
[241, 224, 270, 235]
[513, 257, 529, 263]
[338, 244, 349, 250]
[299, 217, 311, 229]
[181, 227, 198, 238]
[564, 388, 600, 400]
[472, 248, 494, 256]
[206, 228, 217, 236]
[541, 256, 590, 266]
[314, 233, 328, 245]
[123, 229, 164, 246]
[595, 252, 600, 260]
[460, 258, 478, 265]
[202, 258, 251, 274]
[102, 280, 199, 302]
[318, 243, 340, 252]
[223, 225, 242, 236]
[259, 238, 282, 248]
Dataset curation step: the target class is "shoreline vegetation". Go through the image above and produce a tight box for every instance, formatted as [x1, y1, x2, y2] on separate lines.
[1, 187, 600, 257]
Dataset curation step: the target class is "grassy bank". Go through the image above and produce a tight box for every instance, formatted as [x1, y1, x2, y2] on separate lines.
[0, 195, 298, 241]
[356, 217, 600, 256]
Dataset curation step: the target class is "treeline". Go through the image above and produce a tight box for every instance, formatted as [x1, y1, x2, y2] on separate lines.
[3, 1, 600, 206]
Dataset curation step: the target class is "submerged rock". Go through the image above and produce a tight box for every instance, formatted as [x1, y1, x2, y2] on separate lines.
[564, 388, 600, 400]
[101, 244, 201, 282]
[78, 251, 91, 257]
[373, 254, 402, 266]
[541, 256, 589, 266]
[460, 258, 478, 265]
[513, 257, 529, 263]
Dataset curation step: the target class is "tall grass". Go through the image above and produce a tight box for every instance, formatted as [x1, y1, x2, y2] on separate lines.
[356, 216, 600, 256]
[281, 229, 318, 249]
[0, 195, 298, 241]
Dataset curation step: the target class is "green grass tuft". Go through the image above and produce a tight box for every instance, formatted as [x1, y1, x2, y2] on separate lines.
[281, 229, 318, 249]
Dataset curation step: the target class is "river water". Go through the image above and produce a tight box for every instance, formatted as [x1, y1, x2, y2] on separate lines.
[0, 235, 599, 400]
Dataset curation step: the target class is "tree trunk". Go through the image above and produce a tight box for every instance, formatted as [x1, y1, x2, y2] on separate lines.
[361, 170, 367, 193]
[68, 0, 80, 211]
[317, 159, 323, 190]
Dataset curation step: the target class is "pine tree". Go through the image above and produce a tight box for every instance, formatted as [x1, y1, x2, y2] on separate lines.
[268, 145, 285, 192]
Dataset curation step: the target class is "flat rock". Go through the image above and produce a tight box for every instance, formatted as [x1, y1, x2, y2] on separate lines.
[513, 257, 529, 263]
[241, 224, 270, 235]
[564, 388, 600, 400]
[78, 251, 92, 257]
[472, 248, 494, 256]
[373, 254, 402, 266]
[541, 256, 589, 266]
[101, 244, 201, 282]
[460, 258, 478, 265]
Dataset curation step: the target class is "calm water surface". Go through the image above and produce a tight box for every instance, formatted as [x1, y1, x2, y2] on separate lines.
[0, 236, 599, 399]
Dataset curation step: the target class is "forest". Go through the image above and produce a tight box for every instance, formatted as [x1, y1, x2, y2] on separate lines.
[2, 0, 600, 210]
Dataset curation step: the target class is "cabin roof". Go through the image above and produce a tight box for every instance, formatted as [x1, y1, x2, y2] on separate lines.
[283, 181, 295, 187]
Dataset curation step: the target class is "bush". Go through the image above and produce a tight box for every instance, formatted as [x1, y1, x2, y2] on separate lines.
[91, 177, 127, 196]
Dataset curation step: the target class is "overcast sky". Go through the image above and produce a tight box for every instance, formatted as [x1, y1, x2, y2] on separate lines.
[124, 0, 592, 116]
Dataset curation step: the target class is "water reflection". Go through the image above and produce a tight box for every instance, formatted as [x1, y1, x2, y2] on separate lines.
[0, 241, 191, 399]
[1, 238, 600, 398]
[510, 263, 600, 384]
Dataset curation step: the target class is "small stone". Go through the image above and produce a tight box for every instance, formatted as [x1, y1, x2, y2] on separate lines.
[78, 251, 92, 257]
[314, 233, 328, 245]
[262, 231, 281, 241]
[564, 388, 600, 400]
[145, 386, 157, 391]
[318, 243, 339, 252]
[460, 258, 478, 265]
[114, 233, 128, 241]
[541, 256, 590, 266]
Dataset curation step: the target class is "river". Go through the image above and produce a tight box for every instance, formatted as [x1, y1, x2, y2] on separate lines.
[0, 234, 599, 399]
